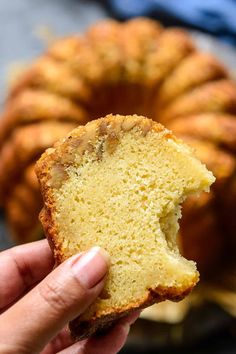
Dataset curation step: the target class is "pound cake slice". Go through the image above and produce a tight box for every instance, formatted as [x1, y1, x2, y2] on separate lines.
[35, 114, 215, 340]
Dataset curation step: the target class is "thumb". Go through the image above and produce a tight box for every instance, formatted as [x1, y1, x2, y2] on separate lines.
[0, 246, 109, 354]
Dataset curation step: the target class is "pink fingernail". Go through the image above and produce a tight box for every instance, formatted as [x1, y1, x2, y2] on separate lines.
[71, 247, 110, 289]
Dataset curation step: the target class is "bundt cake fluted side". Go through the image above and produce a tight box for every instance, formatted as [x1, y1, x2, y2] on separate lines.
[6, 169, 43, 243]
[0, 90, 88, 146]
[0, 122, 76, 203]
[0, 17, 236, 279]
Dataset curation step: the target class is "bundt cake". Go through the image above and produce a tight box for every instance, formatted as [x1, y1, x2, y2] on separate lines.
[1, 17, 236, 279]
[0, 90, 88, 145]
[35, 114, 214, 340]
[0, 121, 76, 203]
[5, 164, 43, 243]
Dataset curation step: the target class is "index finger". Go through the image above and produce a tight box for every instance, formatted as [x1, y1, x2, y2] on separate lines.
[0, 239, 54, 310]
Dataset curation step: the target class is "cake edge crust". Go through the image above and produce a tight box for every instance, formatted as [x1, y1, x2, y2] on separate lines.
[35, 114, 200, 340]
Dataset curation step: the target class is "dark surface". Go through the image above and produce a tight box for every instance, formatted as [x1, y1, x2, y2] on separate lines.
[1, 0, 236, 352]
[124, 303, 236, 353]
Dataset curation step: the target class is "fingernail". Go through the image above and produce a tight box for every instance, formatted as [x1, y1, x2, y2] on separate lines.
[71, 247, 110, 289]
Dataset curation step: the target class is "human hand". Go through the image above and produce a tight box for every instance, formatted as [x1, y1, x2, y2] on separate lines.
[0, 240, 139, 354]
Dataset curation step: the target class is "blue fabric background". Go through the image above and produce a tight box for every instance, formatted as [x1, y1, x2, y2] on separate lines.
[108, 0, 236, 46]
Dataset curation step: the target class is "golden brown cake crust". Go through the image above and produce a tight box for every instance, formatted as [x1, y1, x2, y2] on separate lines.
[179, 192, 225, 275]
[36, 114, 200, 340]
[6, 195, 42, 243]
[23, 164, 39, 191]
[175, 135, 236, 188]
[160, 80, 236, 123]
[158, 53, 228, 107]
[143, 28, 195, 86]
[169, 113, 236, 152]
[48, 35, 82, 60]
[10, 57, 92, 103]
[5, 163, 42, 243]
[69, 284, 194, 340]
[0, 90, 88, 145]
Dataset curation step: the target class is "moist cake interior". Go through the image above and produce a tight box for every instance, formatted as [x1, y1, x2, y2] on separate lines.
[51, 127, 213, 317]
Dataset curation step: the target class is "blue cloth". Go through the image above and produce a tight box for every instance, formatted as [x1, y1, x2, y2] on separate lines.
[108, 0, 236, 46]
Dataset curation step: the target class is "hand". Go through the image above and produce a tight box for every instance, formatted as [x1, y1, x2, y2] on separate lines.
[0, 240, 139, 354]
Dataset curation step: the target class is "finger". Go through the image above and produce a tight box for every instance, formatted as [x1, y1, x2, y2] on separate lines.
[57, 324, 129, 354]
[58, 311, 141, 354]
[0, 246, 109, 354]
[41, 306, 140, 354]
[41, 327, 74, 354]
[0, 239, 54, 310]
[120, 310, 141, 326]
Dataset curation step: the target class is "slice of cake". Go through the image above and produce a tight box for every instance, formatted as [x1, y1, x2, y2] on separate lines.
[35, 114, 215, 340]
